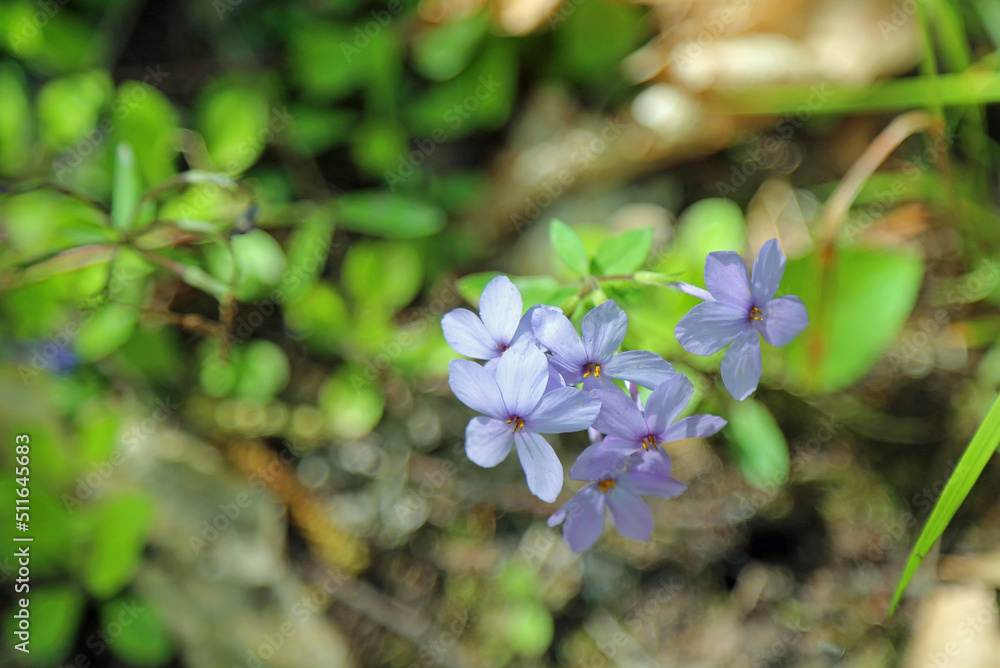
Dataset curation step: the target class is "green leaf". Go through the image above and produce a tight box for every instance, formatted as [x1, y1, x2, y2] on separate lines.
[102, 596, 174, 666]
[82, 493, 153, 599]
[342, 240, 423, 313]
[196, 81, 271, 174]
[502, 600, 554, 658]
[0, 62, 31, 173]
[3, 244, 119, 289]
[280, 214, 335, 303]
[724, 399, 789, 489]
[351, 119, 409, 177]
[337, 191, 446, 238]
[284, 284, 353, 354]
[112, 82, 180, 187]
[890, 392, 1000, 613]
[289, 23, 365, 101]
[4, 586, 84, 665]
[781, 248, 924, 392]
[592, 228, 654, 275]
[413, 11, 489, 82]
[204, 229, 287, 300]
[233, 340, 290, 401]
[675, 199, 747, 271]
[549, 219, 589, 276]
[75, 304, 139, 363]
[319, 366, 385, 438]
[112, 142, 141, 231]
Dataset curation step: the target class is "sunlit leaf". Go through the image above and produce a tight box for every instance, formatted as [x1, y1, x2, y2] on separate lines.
[337, 191, 446, 238]
[550, 219, 589, 276]
[592, 228, 653, 276]
[725, 399, 789, 489]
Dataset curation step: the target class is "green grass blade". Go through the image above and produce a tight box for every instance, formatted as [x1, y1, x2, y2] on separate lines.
[712, 71, 1000, 115]
[890, 390, 1000, 613]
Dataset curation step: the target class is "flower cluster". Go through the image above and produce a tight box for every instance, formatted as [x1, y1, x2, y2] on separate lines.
[441, 241, 807, 552]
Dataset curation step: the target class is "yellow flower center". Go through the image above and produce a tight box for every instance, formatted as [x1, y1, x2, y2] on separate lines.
[597, 479, 616, 493]
[583, 362, 601, 377]
[749, 306, 765, 322]
[506, 416, 525, 431]
[641, 435, 657, 451]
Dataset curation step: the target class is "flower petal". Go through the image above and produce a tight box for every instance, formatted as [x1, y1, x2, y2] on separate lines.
[602, 350, 676, 389]
[531, 307, 588, 371]
[605, 488, 653, 542]
[643, 373, 694, 437]
[569, 439, 634, 481]
[549, 486, 606, 552]
[751, 239, 786, 305]
[591, 388, 648, 443]
[441, 308, 499, 359]
[720, 329, 763, 401]
[581, 300, 628, 363]
[704, 251, 752, 308]
[494, 340, 548, 416]
[465, 416, 515, 467]
[448, 360, 505, 419]
[514, 430, 564, 503]
[760, 295, 809, 347]
[618, 471, 687, 499]
[545, 363, 566, 392]
[526, 386, 601, 434]
[661, 414, 727, 442]
[675, 301, 748, 356]
[513, 304, 550, 348]
[479, 275, 522, 344]
[629, 447, 672, 476]
[669, 281, 713, 301]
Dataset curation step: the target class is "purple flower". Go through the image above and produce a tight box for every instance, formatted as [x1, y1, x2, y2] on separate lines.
[442, 275, 536, 362]
[448, 340, 601, 502]
[591, 373, 726, 457]
[547, 444, 686, 552]
[674, 239, 809, 401]
[531, 300, 675, 390]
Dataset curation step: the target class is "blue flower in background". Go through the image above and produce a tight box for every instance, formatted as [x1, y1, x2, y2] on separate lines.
[448, 340, 601, 502]
[548, 443, 686, 552]
[590, 373, 726, 458]
[531, 300, 675, 390]
[675, 239, 809, 400]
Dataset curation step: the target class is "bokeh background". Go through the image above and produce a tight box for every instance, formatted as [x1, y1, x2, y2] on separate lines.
[2, 0, 1000, 666]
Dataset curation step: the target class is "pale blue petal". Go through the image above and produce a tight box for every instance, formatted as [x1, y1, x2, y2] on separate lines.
[442, 309, 499, 359]
[751, 239, 786, 305]
[644, 373, 694, 437]
[515, 430, 564, 503]
[618, 471, 687, 499]
[479, 275, 522, 345]
[629, 447, 672, 476]
[448, 360, 505, 419]
[526, 387, 601, 434]
[549, 486, 606, 552]
[545, 362, 566, 392]
[591, 388, 648, 443]
[513, 305, 551, 349]
[569, 440, 634, 481]
[661, 414, 727, 442]
[494, 340, 548, 416]
[582, 300, 628, 363]
[720, 329, 763, 401]
[602, 351, 676, 389]
[669, 281, 713, 301]
[605, 488, 653, 542]
[704, 251, 752, 308]
[465, 416, 515, 467]
[531, 307, 588, 370]
[760, 296, 809, 347]
[675, 301, 748, 356]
